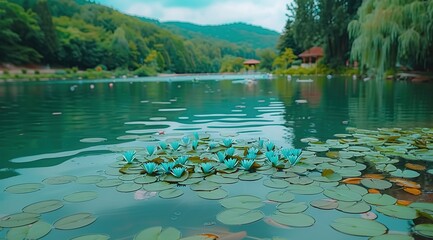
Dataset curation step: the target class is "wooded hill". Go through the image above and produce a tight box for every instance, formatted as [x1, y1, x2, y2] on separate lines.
[1, 0, 279, 74]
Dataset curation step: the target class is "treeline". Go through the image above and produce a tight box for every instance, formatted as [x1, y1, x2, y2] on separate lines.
[277, 0, 433, 76]
[1, 0, 268, 75]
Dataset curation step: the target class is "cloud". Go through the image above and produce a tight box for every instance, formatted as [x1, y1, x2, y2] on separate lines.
[101, 0, 288, 32]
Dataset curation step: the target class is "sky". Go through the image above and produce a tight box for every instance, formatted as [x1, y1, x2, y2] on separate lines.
[97, 0, 289, 32]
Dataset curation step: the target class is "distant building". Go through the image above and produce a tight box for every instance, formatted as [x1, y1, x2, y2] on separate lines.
[243, 59, 261, 68]
[299, 47, 323, 67]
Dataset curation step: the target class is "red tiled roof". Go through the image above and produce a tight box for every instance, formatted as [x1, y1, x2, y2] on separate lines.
[299, 47, 324, 57]
[243, 59, 261, 65]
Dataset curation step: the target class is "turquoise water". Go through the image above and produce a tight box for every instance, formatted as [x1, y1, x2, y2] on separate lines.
[1, 75, 433, 239]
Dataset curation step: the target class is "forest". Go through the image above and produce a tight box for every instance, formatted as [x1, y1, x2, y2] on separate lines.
[2, 0, 433, 77]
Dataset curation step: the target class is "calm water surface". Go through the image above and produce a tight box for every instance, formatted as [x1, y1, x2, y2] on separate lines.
[0, 75, 432, 239]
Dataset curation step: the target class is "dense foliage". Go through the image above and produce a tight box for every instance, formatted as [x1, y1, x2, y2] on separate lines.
[1, 0, 278, 74]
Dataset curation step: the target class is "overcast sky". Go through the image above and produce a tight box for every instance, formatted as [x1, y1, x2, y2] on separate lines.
[97, 0, 289, 32]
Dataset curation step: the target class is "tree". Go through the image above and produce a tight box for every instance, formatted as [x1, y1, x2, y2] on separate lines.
[110, 27, 130, 69]
[349, 0, 433, 76]
[273, 48, 297, 70]
[257, 49, 277, 71]
[34, 0, 59, 63]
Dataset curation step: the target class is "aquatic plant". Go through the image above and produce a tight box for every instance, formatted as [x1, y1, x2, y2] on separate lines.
[159, 141, 167, 150]
[246, 152, 257, 160]
[281, 148, 302, 166]
[224, 158, 238, 169]
[287, 155, 301, 166]
[217, 151, 226, 163]
[175, 156, 189, 165]
[170, 141, 181, 151]
[240, 159, 255, 170]
[192, 140, 199, 150]
[208, 142, 218, 149]
[146, 146, 156, 156]
[160, 162, 175, 174]
[143, 162, 157, 174]
[182, 136, 190, 145]
[265, 152, 282, 167]
[248, 147, 259, 155]
[223, 138, 234, 147]
[122, 150, 136, 163]
[225, 147, 236, 156]
[171, 167, 186, 178]
[266, 142, 275, 151]
[200, 162, 215, 174]
[193, 132, 199, 140]
[258, 138, 264, 149]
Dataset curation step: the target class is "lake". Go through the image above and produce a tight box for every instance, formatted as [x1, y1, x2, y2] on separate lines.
[0, 75, 432, 240]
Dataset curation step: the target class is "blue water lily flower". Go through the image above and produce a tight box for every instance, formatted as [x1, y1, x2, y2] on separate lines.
[146, 145, 156, 156]
[159, 141, 167, 150]
[182, 136, 190, 145]
[280, 148, 291, 159]
[223, 138, 234, 147]
[143, 162, 158, 174]
[224, 158, 238, 169]
[216, 151, 226, 163]
[192, 140, 199, 150]
[160, 162, 175, 174]
[200, 162, 214, 174]
[225, 147, 236, 156]
[266, 141, 275, 151]
[175, 156, 189, 165]
[265, 151, 276, 161]
[240, 159, 255, 170]
[208, 142, 218, 150]
[171, 167, 186, 178]
[193, 132, 200, 140]
[287, 155, 301, 166]
[122, 150, 136, 163]
[258, 138, 264, 149]
[248, 147, 259, 155]
[170, 141, 180, 151]
[246, 152, 257, 160]
[266, 152, 282, 167]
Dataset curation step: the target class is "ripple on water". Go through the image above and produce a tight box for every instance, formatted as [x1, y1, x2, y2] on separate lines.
[158, 108, 187, 112]
[79, 138, 107, 143]
[149, 117, 167, 121]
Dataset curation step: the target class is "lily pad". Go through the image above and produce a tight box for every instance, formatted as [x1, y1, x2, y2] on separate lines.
[376, 205, 418, 219]
[369, 234, 414, 240]
[409, 202, 433, 214]
[206, 175, 238, 184]
[134, 226, 181, 240]
[310, 199, 338, 210]
[330, 217, 387, 237]
[96, 179, 123, 188]
[22, 200, 63, 214]
[64, 191, 98, 203]
[71, 234, 110, 240]
[220, 195, 264, 209]
[263, 179, 290, 189]
[238, 172, 263, 181]
[323, 188, 362, 202]
[54, 213, 97, 230]
[6, 221, 52, 240]
[117, 183, 143, 192]
[363, 194, 397, 206]
[190, 181, 220, 191]
[5, 183, 44, 194]
[266, 190, 295, 203]
[179, 178, 202, 185]
[287, 184, 323, 195]
[43, 175, 77, 185]
[413, 224, 433, 238]
[277, 202, 308, 214]
[196, 188, 228, 200]
[390, 169, 420, 178]
[361, 179, 392, 190]
[76, 175, 106, 184]
[269, 212, 315, 227]
[0, 213, 40, 228]
[159, 189, 184, 199]
[216, 208, 264, 225]
[337, 201, 370, 213]
[287, 176, 313, 185]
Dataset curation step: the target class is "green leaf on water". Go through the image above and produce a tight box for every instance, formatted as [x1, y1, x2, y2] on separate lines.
[413, 224, 433, 238]
[6, 221, 52, 240]
[376, 205, 418, 220]
[64, 191, 98, 203]
[196, 188, 228, 200]
[277, 202, 308, 214]
[158, 189, 184, 199]
[220, 195, 264, 209]
[269, 212, 315, 227]
[360, 179, 392, 190]
[266, 190, 295, 203]
[330, 217, 387, 237]
[53, 213, 96, 230]
[134, 226, 181, 240]
[22, 200, 63, 214]
[5, 183, 44, 194]
[363, 194, 397, 206]
[0, 213, 40, 228]
[71, 234, 111, 240]
[216, 208, 264, 225]
[323, 188, 362, 202]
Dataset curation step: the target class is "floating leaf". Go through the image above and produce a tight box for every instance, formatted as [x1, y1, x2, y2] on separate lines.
[409, 202, 433, 213]
[116, 183, 143, 192]
[54, 213, 96, 230]
[363, 194, 397, 206]
[159, 189, 184, 199]
[403, 188, 421, 195]
[263, 179, 290, 189]
[5, 183, 44, 194]
[216, 208, 264, 225]
[22, 200, 63, 214]
[43, 175, 77, 185]
[197, 188, 228, 200]
[310, 199, 338, 210]
[404, 163, 426, 171]
[134, 175, 158, 184]
[134, 226, 181, 240]
[64, 191, 98, 203]
[206, 175, 238, 184]
[337, 184, 368, 196]
[323, 188, 362, 202]
[269, 212, 315, 227]
[71, 234, 110, 240]
[277, 202, 308, 214]
[76, 175, 106, 184]
[0, 213, 40, 228]
[330, 218, 387, 237]
[96, 179, 123, 188]
[238, 172, 263, 181]
[266, 190, 295, 203]
[190, 181, 220, 191]
[376, 205, 418, 219]
[142, 182, 174, 192]
[413, 224, 433, 238]
[337, 201, 370, 214]
[6, 221, 52, 240]
[390, 169, 420, 178]
[287, 185, 323, 195]
[361, 179, 392, 190]
[220, 195, 264, 209]
[369, 234, 414, 240]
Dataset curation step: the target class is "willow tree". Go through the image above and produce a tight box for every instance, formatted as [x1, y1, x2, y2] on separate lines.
[349, 0, 433, 77]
